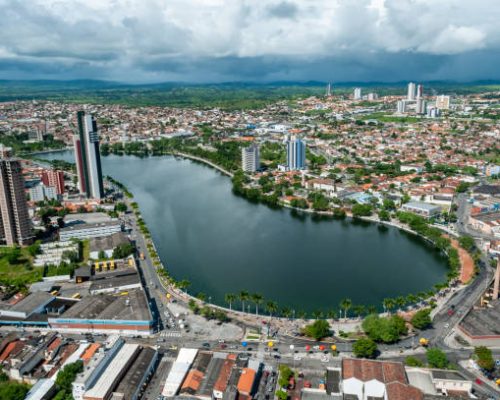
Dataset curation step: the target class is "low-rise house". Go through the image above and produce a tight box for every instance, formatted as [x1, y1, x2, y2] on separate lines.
[401, 201, 442, 218]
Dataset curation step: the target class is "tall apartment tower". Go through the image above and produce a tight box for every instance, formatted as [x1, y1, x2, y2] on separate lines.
[74, 111, 104, 199]
[241, 145, 260, 173]
[416, 84, 424, 99]
[353, 88, 362, 100]
[0, 146, 33, 246]
[407, 82, 416, 100]
[286, 136, 306, 170]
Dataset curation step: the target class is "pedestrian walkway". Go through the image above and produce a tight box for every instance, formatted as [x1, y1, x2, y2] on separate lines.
[159, 330, 182, 337]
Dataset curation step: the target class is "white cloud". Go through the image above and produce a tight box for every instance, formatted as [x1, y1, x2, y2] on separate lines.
[0, 0, 499, 81]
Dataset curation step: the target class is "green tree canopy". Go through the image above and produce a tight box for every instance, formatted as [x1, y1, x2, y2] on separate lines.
[353, 338, 378, 359]
[426, 348, 448, 369]
[302, 319, 331, 341]
[411, 309, 432, 330]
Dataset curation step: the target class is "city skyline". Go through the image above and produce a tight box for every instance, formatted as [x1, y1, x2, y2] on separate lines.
[1, 1, 500, 83]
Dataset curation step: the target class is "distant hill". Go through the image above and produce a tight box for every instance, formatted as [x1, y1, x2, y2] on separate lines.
[0, 79, 499, 110]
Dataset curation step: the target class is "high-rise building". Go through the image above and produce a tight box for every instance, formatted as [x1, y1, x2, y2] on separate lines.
[416, 84, 424, 99]
[241, 145, 260, 173]
[41, 169, 65, 195]
[435, 95, 451, 110]
[286, 136, 306, 170]
[416, 98, 426, 114]
[353, 88, 362, 100]
[407, 82, 416, 100]
[74, 111, 104, 199]
[397, 100, 407, 113]
[0, 147, 33, 246]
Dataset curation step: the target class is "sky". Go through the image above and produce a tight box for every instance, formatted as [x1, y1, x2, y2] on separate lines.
[1, 0, 499, 83]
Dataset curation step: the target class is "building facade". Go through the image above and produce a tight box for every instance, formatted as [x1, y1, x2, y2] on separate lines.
[241, 145, 260, 173]
[435, 95, 451, 110]
[286, 136, 306, 170]
[0, 153, 33, 246]
[41, 169, 65, 195]
[74, 111, 104, 199]
[353, 87, 362, 100]
[407, 82, 416, 100]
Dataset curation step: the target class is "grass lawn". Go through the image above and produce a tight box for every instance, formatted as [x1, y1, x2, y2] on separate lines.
[0, 246, 43, 286]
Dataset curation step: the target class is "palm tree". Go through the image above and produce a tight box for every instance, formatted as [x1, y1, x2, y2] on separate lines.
[352, 305, 366, 319]
[326, 310, 337, 320]
[395, 296, 406, 311]
[251, 293, 264, 316]
[225, 293, 236, 311]
[177, 279, 191, 293]
[239, 290, 250, 313]
[406, 294, 418, 307]
[339, 298, 352, 320]
[296, 310, 307, 320]
[281, 307, 292, 320]
[367, 305, 377, 315]
[312, 310, 324, 320]
[383, 298, 395, 314]
[265, 301, 278, 318]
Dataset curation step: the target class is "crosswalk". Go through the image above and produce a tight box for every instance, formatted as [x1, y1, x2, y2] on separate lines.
[159, 330, 182, 337]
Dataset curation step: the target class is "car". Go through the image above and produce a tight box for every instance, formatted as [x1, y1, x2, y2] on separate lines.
[273, 354, 281, 359]
[444, 323, 449, 328]
[202, 342, 210, 348]
[220, 344, 227, 349]
[218, 339, 225, 343]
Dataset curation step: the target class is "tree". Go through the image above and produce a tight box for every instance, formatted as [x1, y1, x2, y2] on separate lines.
[378, 209, 390, 221]
[0, 381, 30, 400]
[426, 348, 448, 369]
[353, 338, 378, 359]
[239, 290, 249, 312]
[302, 320, 331, 340]
[251, 293, 264, 315]
[177, 279, 191, 293]
[362, 314, 407, 344]
[458, 235, 475, 252]
[112, 243, 135, 259]
[6, 247, 22, 264]
[339, 298, 352, 319]
[225, 293, 236, 311]
[115, 202, 128, 213]
[352, 204, 373, 217]
[382, 298, 395, 314]
[395, 296, 406, 311]
[474, 346, 495, 371]
[53, 360, 84, 399]
[405, 356, 424, 367]
[266, 300, 278, 317]
[276, 390, 288, 400]
[411, 309, 432, 330]
[278, 365, 294, 388]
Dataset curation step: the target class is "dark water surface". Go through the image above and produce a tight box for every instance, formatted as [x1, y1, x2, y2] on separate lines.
[39, 150, 448, 313]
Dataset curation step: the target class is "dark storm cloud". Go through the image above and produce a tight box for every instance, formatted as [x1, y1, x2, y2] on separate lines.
[266, 2, 298, 19]
[0, 0, 499, 83]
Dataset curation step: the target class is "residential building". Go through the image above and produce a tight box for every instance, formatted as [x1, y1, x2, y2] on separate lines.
[29, 183, 58, 203]
[416, 98, 426, 114]
[407, 82, 416, 100]
[286, 136, 306, 170]
[241, 144, 260, 173]
[435, 95, 451, 110]
[397, 100, 407, 113]
[41, 169, 65, 195]
[353, 87, 362, 100]
[416, 84, 424, 99]
[74, 111, 104, 199]
[0, 149, 34, 246]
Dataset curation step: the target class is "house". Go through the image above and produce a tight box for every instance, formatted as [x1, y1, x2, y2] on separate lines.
[468, 212, 500, 238]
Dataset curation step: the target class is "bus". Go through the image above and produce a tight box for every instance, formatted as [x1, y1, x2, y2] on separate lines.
[71, 293, 81, 299]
